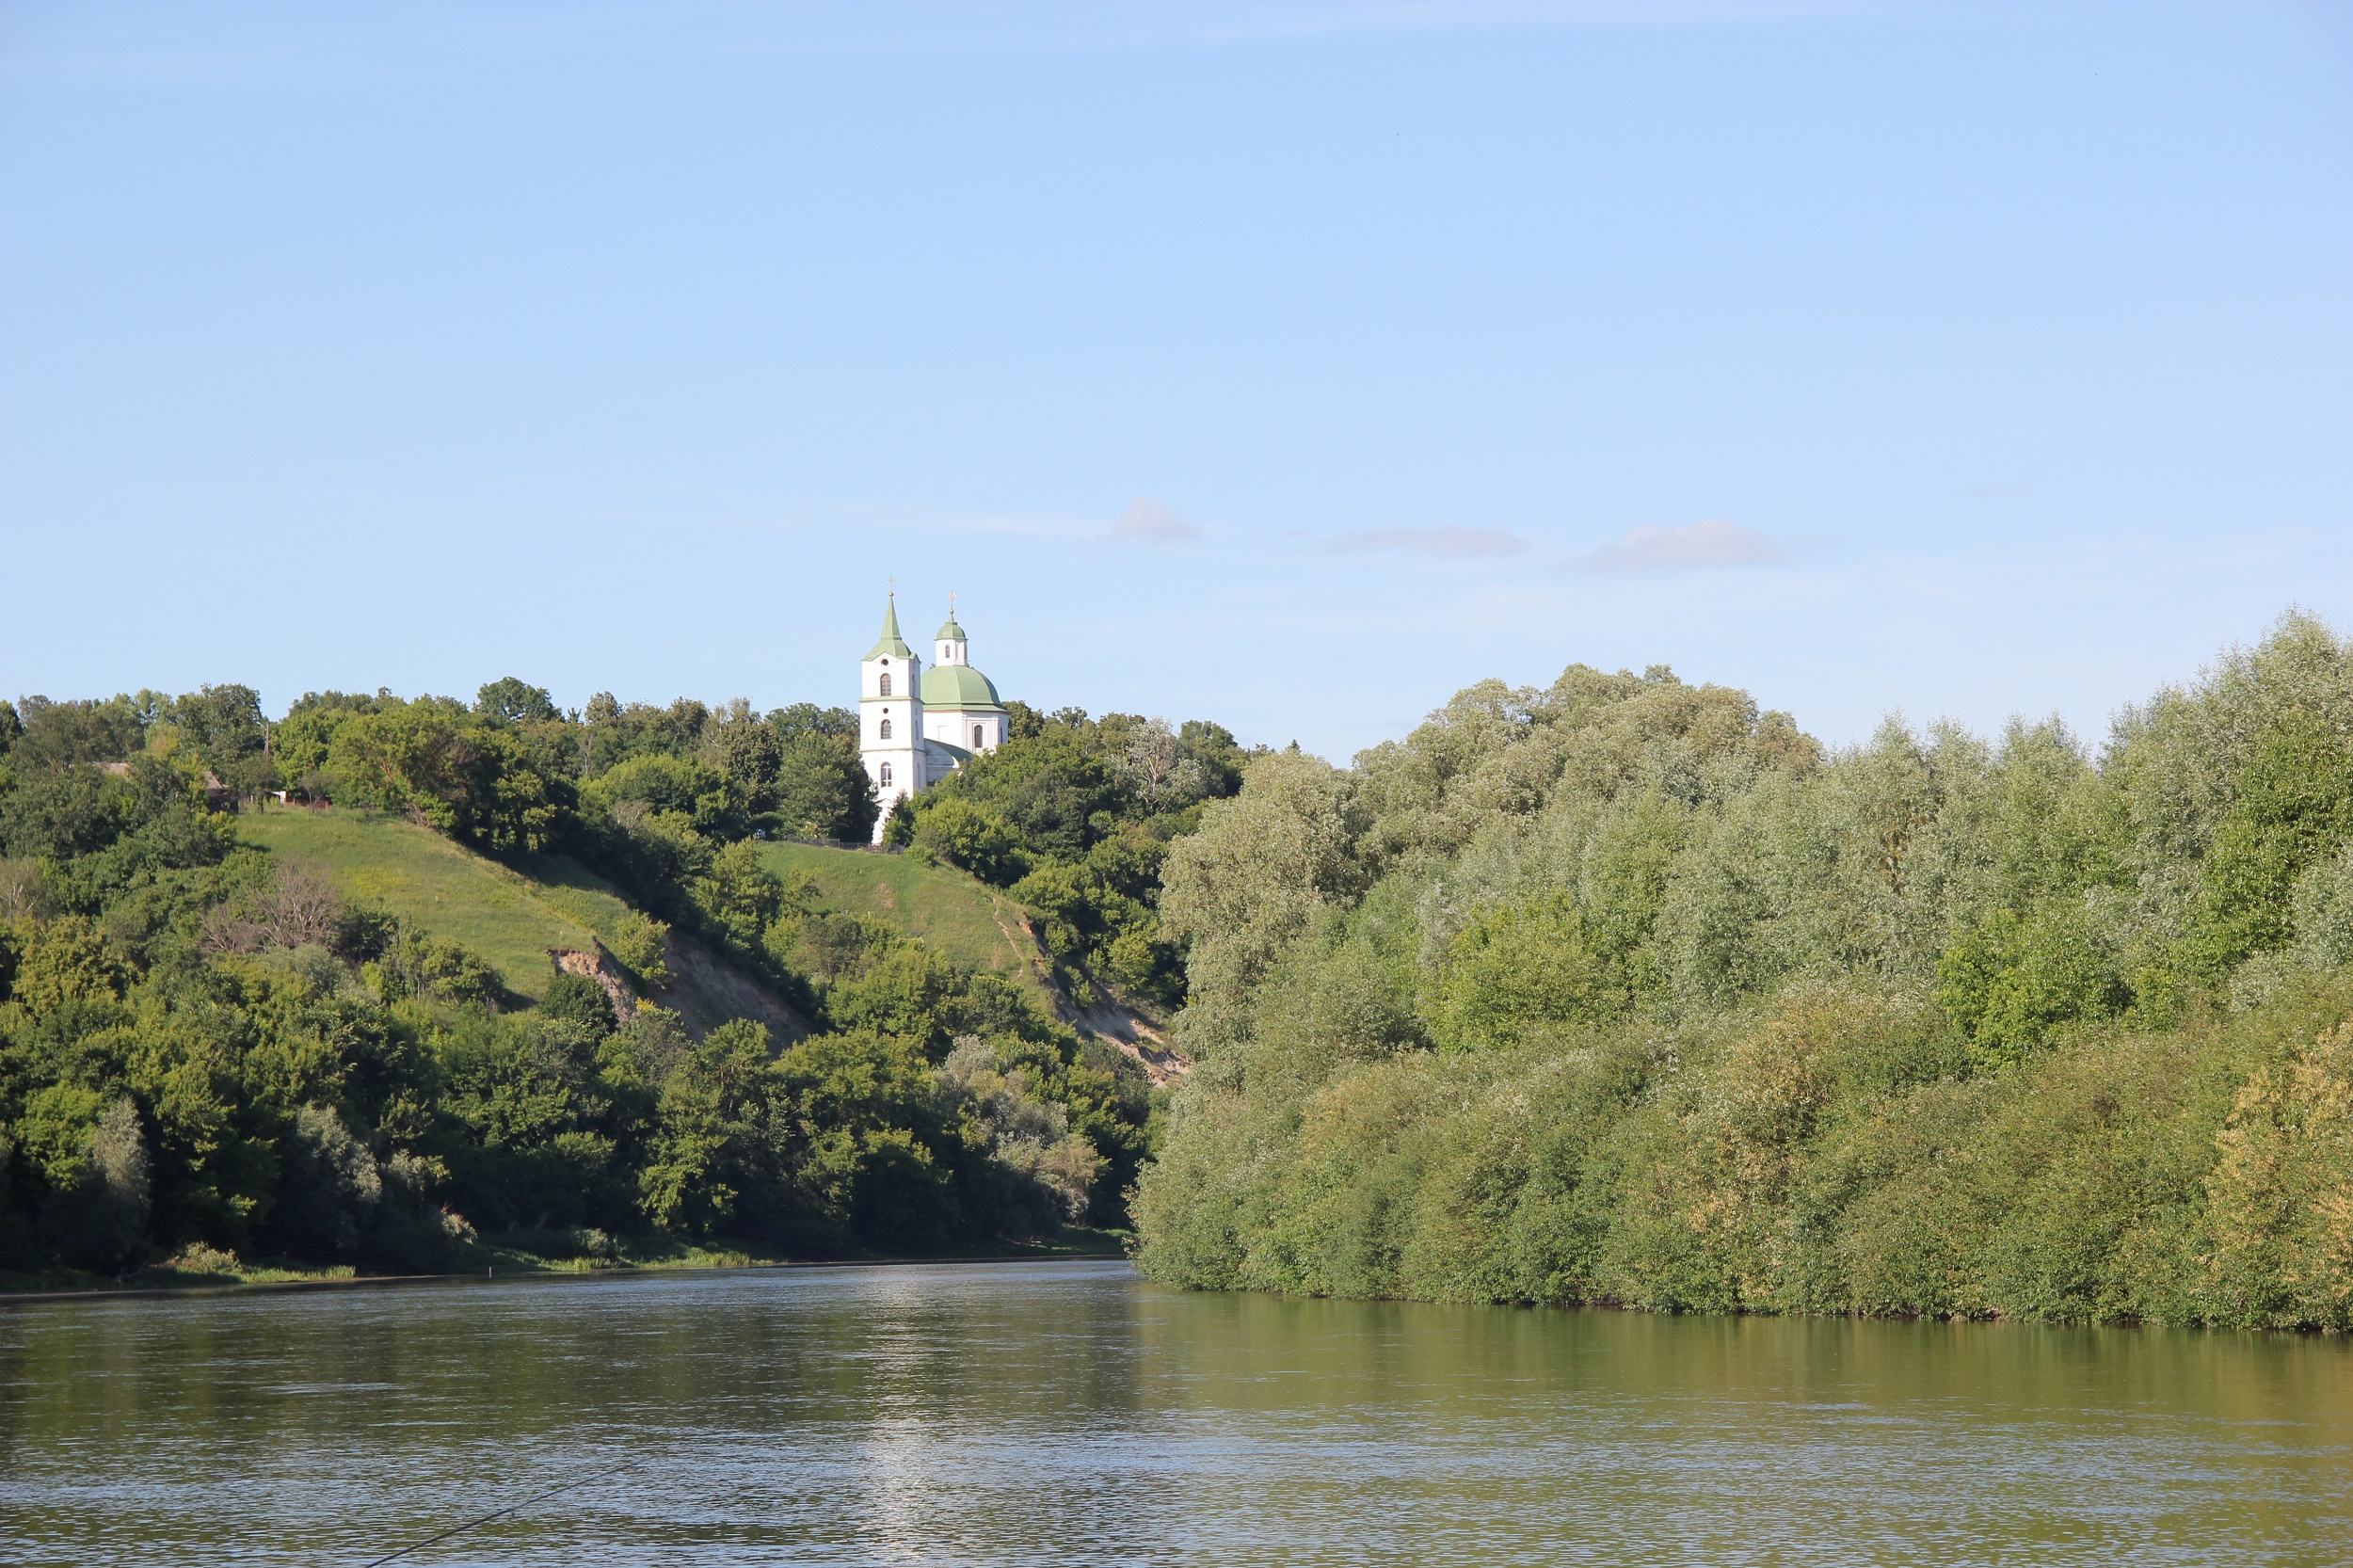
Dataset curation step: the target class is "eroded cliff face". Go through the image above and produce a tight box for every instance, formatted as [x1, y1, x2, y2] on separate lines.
[989, 901, 1189, 1085]
[1064, 996, 1190, 1086]
[550, 933, 810, 1042]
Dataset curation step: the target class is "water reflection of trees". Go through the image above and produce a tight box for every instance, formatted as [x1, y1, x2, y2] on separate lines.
[6, 1268, 2350, 1561]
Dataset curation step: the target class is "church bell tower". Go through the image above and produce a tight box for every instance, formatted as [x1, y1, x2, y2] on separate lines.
[858, 595, 921, 840]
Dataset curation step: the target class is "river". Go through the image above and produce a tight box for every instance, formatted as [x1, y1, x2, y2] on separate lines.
[4, 1260, 2349, 1565]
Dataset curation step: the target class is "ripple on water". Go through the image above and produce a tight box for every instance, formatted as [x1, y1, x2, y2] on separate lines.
[1, 1261, 2348, 1566]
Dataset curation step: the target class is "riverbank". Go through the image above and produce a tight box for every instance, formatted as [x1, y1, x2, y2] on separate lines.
[0, 1226, 1129, 1304]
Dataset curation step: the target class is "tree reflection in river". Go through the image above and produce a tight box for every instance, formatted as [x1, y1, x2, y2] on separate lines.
[1, 1261, 2346, 1564]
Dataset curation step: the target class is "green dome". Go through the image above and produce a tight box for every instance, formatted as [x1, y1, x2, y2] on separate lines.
[920, 662, 1003, 711]
[935, 615, 968, 642]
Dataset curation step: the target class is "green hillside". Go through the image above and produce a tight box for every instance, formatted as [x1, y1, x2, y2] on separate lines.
[234, 811, 1025, 1029]
[759, 840, 1054, 1000]
[236, 806, 643, 1001]
[0, 689, 1167, 1278]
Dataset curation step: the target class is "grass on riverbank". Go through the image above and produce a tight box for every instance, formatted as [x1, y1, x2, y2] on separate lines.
[0, 1253, 358, 1296]
[0, 1228, 1131, 1300]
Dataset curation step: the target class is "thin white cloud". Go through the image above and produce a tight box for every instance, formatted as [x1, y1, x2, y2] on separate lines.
[1330, 526, 1529, 559]
[1566, 519, 1789, 572]
[1111, 497, 1202, 544]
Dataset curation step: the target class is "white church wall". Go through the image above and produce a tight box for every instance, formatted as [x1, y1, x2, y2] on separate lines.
[860, 648, 923, 841]
[923, 710, 1003, 755]
[859, 604, 1006, 840]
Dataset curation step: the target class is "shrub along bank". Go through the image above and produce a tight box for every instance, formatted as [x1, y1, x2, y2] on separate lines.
[1132, 614, 2353, 1330]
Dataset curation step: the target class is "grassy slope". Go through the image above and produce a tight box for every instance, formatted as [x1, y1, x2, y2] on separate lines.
[760, 840, 1055, 1002]
[236, 810, 1055, 1016]
[236, 807, 643, 1002]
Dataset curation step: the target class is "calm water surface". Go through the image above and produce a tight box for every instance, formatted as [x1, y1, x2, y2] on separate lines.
[4, 1260, 2350, 1565]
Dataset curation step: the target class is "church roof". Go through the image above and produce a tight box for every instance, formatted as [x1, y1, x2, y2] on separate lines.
[865, 598, 914, 660]
[935, 614, 968, 642]
[920, 662, 1004, 712]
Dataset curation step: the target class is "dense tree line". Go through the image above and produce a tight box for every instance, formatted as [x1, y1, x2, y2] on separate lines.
[0, 681, 1154, 1280]
[1133, 614, 2353, 1330]
[888, 704, 1251, 1007]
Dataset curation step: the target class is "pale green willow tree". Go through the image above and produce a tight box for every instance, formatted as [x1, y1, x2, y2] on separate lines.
[1133, 616, 2353, 1330]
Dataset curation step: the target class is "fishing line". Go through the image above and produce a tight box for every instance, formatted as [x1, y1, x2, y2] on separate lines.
[357, 1462, 631, 1567]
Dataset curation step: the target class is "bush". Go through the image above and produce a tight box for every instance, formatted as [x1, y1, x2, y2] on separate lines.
[1134, 622, 2353, 1327]
[912, 799, 1029, 886]
[608, 912, 671, 987]
[269, 1105, 384, 1256]
[39, 1097, 152, 1273]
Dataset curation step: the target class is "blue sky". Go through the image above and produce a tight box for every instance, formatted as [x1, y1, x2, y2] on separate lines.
[4, 1, 2349, 760]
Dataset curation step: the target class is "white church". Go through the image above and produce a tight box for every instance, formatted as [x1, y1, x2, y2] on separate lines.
[859, 595, 1008, 840]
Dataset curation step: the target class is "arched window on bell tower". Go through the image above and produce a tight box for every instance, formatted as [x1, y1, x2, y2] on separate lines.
[879, 672, 891, 696]
[879, 761, 892, 789]
[880, 718, 892, 740]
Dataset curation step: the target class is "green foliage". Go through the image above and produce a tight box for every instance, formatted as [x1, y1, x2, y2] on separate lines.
[564, 695, 873, 844]
[606, 911, 672, 988]
[38, 1095, 152, 1272]
[770, 729, 880, 843]
[1134, 616, 2353, 1329]
[937, 1036, 1107, 1234]
[1936, 901, 2129, 1070]
[0, 667, 1158, 1272]
[1160, 748, 1367, 1043]
[6, 915, 133, 1016]
[692, 840, 788, 952]
[579, 802, 807, 1005]
[899, 709, 1249, 1006]
[324, 702, 577, 855]
[275, 689, 392, 792]
[0, 755, 234, 917]
[271, 1103, 386, 1256]
[157, 684, 274, 795]
[364, 927, 508, 1009]
[8, 696, 145, 769]
[2197, 708, 2353, 970]
[580, 693, 712, 777]
[476, 677, 560, 726]
[1432, 892, 1627, 1049]
[584, 752, 719, 822]
[912, 798, 1029, 886]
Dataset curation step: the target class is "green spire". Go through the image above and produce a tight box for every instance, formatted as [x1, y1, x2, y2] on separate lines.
[865, 596, 914, 660]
